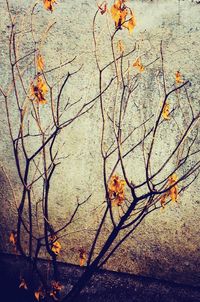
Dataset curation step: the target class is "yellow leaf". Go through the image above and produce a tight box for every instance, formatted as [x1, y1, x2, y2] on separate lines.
[110, 1, 128, 28]
[170, 185, 178, 202]
[51, 240, 61, 255]
[36, 54, 45, 71]
[122, 11, 136, 33]
[168, 173, 178, 184]
[43, 0, 57, 12]
[117, 40, 125, 53]
[175, 71, 183, 84]
[19, 278, 28, 290]
[133, 58, 144, 72]
[162, 103, 170, 120]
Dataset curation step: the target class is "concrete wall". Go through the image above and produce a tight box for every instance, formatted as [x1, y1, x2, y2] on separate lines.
[0, 0, 200, 286]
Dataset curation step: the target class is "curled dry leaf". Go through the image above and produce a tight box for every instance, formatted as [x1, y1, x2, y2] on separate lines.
[110, 0, 128, 28]
[9, 230, 17, 245]
[19, 278, 28, 290]
[175, 71, 183, 84]
[162, 103, 170, 120]
[36, 53, 45, 71]
[168, 173, 178, 202]
[108, 175, 126, 206]
[122, 10, 136, 33]
[79, 248, 87, 266]
[160, 173, 179, 208]
[30, 75, 48, 105]
[98, 2, 107, 15]
[51, 240, 62, 255]
[117, 40, 125, 53]
[133, 58, 144, 72]
[43, 0, 57, 12]
[35, 286, 45, 301]
[110, 0, 136, 33]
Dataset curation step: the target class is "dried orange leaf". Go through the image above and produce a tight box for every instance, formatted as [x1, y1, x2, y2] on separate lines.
[108, 175, 126, 206]
[43, 0, 57, 12]
[9, 231, 17, 245]
[51, 240, 61, 255]
[122, 11, 136, 33]
[133, 58, 144, 72]
[110, 1, 128, 28]
[162, 103, 170, 120]
[168, 173, 178, 202]
[30, 75, 48, 105]
[35, 287, 45, 301]
[35, 291, 40, 301]
[79, 248, 87, 266]
[175, 71, 183, 84]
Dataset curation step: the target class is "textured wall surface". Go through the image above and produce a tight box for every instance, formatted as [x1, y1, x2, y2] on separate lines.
[0, 0, 200, 286]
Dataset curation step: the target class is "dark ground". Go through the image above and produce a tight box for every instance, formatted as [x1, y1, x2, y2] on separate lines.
[0, 253, 200, 302]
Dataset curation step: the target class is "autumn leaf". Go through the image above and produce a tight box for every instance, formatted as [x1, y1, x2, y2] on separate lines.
[168, 173, 178, 202]
[9, 230, 17, 245]
[35, 291, 40, 301]
[168, 173, 178, 184]
[79, 248, 87, 266]
[122, 10, 136, 33]
[160, 194, 167, 209]
[19, 278, 28, 290]
[160, 174, 178, 208]
[43, 0, 57, 12]
[175, 71, 183, 84]
[98, 2, 107, 15]
[51, 240, 61, 255]
[110, 0, 128, 28]
[117, 40, 125, 53]
[108, 175, 126, 206]
[162, 103, 170, 120]
[35, 287, 45, 301]
[36, 53, 45, 71]
[30, 75, 48, 105]
[133, 58, 144, 72]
